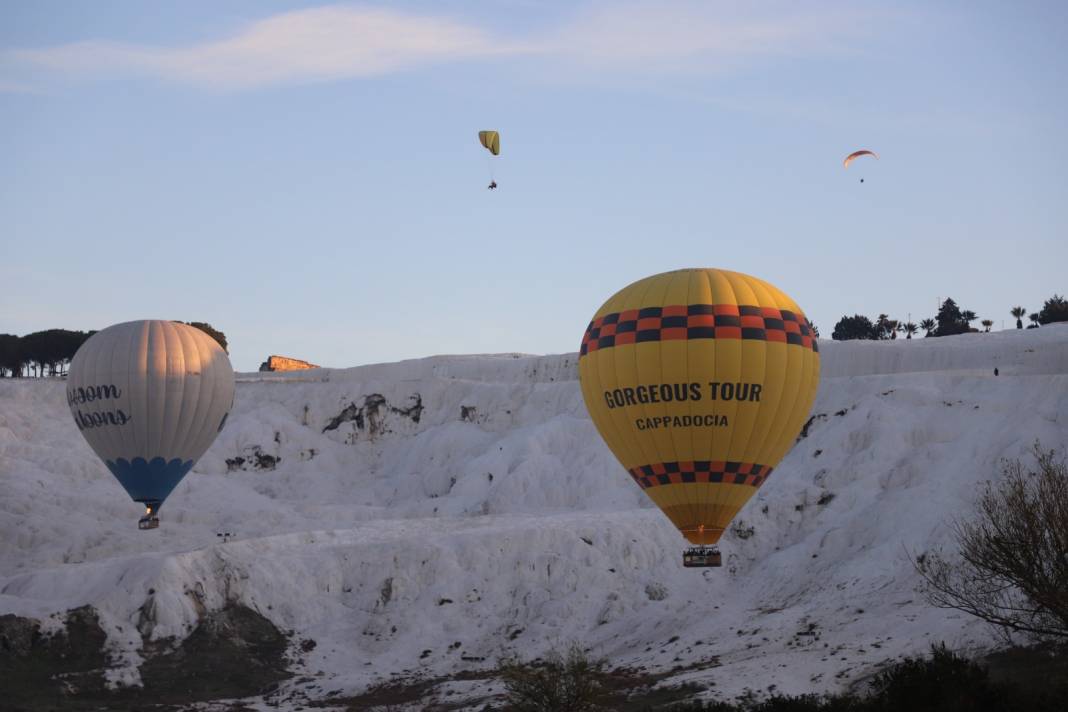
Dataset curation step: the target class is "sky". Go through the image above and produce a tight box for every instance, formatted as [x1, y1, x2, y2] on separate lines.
[2, 1, 1066, 371]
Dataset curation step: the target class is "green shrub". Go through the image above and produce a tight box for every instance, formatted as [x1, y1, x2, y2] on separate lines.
[867, 644, 1007, 711]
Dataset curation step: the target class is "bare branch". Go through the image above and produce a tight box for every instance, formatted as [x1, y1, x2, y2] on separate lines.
[914, 443, 1068, 642]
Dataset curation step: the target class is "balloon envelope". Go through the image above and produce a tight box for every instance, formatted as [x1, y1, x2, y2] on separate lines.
[67, 320, 235, 510]
[578, 269, 820, 545]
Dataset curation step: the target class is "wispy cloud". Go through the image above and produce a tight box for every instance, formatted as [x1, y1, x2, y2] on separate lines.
[5, 5, 530, 90]
[547, 1, 867, 73]
[2, 2, 883, 91]
[0, 78, 41, 94]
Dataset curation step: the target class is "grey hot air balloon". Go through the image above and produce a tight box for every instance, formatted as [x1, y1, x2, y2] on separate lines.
[67, 320, 235, 529]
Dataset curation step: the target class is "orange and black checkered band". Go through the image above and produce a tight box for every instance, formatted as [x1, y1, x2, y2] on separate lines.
[628, 461, 771, 490]
[579, 304, 818, 357]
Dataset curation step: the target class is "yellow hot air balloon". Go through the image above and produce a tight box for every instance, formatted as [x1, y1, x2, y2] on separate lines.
[578, 269, 820, 566]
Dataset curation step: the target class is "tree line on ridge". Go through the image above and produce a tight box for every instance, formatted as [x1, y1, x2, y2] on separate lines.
[0, 322, 227, 377]
[831, 295, 1068, 341]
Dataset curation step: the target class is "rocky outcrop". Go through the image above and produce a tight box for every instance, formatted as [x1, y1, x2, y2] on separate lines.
[259, 355, 320, 372]
[0, 604, 291, 709]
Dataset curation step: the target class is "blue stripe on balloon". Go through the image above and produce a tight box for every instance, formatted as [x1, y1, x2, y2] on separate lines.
[105, 457, 194, 505]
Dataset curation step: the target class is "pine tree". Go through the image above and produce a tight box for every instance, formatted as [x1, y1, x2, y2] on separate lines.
[934, 299, 967, 337]
[1038, 295, 1068, 325]
[831, 314, 878, 341]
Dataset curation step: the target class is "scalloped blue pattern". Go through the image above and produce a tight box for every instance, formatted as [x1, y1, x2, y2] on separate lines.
[105, 456, 194, 505]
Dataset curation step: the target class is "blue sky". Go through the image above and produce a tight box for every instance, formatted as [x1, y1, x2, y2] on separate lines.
[2, 1, 1066, 371]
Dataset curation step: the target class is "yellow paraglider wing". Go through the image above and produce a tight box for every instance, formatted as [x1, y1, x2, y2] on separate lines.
[478, 130, 500, 156]
[577, 269, 820, 545]
[843, 150, 878, 168]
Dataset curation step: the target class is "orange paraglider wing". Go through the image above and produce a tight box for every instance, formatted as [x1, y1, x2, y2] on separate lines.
[843, 150, 878, 168]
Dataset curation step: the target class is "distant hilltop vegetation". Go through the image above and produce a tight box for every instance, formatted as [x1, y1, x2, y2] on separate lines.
[258, 355, 320, 372]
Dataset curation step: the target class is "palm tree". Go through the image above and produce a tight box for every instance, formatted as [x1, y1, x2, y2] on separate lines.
[961, 310, 978, 331]
[981, 319, 993, 332]
[902, 322, 919, 339]
[886, 319, 900, 339]
[919, 318, 936, 337]
[1010, 306, 1027, 329]
[1029, 312, 1041, 329]
[875, 313, 892, 339]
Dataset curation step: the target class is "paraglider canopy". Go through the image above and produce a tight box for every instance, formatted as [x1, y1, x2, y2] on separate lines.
[478, 130, 500, 156]
[843, 149, 878, 168]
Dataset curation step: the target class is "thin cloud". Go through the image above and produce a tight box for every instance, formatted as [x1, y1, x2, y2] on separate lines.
[3, 2, 885, 90]
[6, 5, 530, 89]
[0, 78, 40, 94]
[547, 1, 870, 72]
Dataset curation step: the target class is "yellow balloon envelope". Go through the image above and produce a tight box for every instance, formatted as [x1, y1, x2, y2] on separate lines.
[478, 130, 500, 156]
[578, 269, 820, 545]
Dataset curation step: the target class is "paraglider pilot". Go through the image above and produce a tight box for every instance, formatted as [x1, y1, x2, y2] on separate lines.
[488, 181, 497, 190]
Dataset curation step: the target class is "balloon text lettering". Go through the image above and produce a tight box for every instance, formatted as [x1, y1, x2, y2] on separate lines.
[67, 383, 131, 431]
[72, 407, 131, 430]
[636, 414, 729, 431]
[603, 381, 761, 409]
[67, 384, 122, 406]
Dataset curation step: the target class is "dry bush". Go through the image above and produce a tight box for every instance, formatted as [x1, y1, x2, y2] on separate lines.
[915, 443, 1068, 641]
[498, 644, 606, 712]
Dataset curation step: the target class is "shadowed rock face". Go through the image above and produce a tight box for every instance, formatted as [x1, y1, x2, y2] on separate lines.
[138, 604, 291, 703]
[321, 392, 424, 437]
[1, 607, 110, 710]
[0, 604, 291, 711]
[226, 445, 282, 472]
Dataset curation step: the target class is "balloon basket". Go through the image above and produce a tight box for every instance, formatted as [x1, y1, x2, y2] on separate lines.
[139, 503, 161, 530]
[683, 547, 722, 568]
